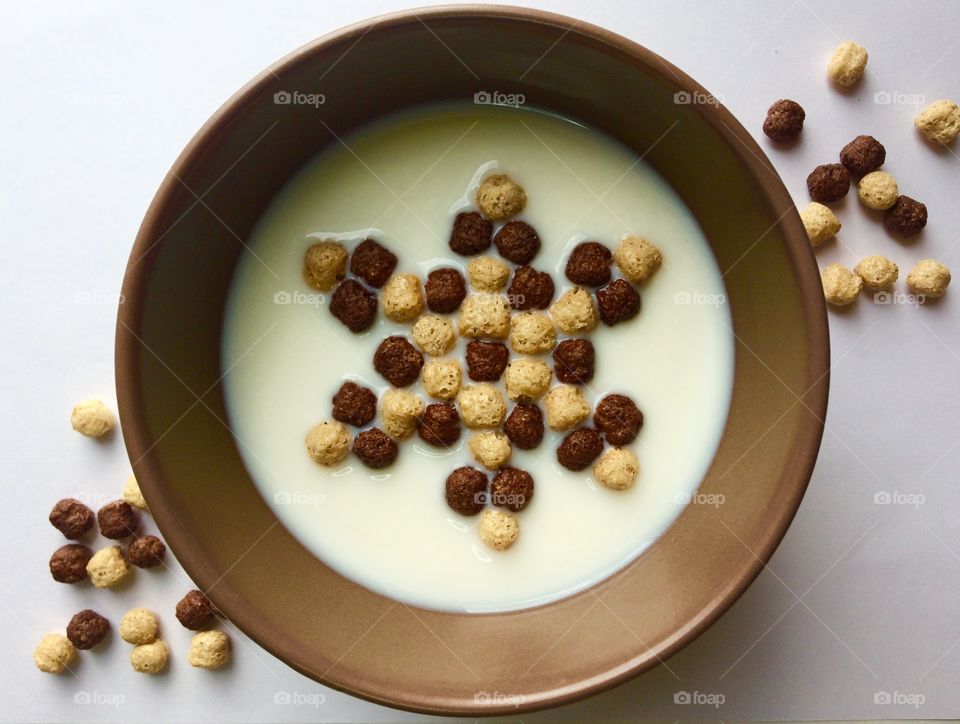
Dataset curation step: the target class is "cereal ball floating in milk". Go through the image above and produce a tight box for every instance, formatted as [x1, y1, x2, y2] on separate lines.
[381, 273, 425, 323]
[305, 421, 351, 466]
[457, 384, 507, 429]
[553, 339, 595, 385]
[915, 100, 960, 145]
[86, 545, 131, 588]
[458, 293, 512, 339]
[122, 473, 148, 510]
[476, 174, 527, 221]
[424, 268, 467, 314]
[557, 428, 604, 471]
[418, 403, 462, 448]
[131, 639, 170, 674]
[468, 431, 512, 470]
[465, 340, 509, 382]
[596, 279, 641, 326]
[854, 256, 899, 290]
[467, 256, 509, 292]
[827, 40, 868, 87]
[330, 279, 378, 333]
[302, 241, 347, 291]
[66, 609, 110, 650]
[594, 393, 643, 445]
[614, 236, 662, 283]
[373, 336, 424, 387]
[799, 202, 841, 246]
[379, 389, 424, 439]
[840, 135, 885, 176]
[509, 311, 556, 354]
[449, 211, 493, 255]
[33, 634, 76, 674]
[477, 508, 519, 551]
[70, 399, 115, 438]
[332, 381, 378, 428]
[593, 447, 640, 490]
[490, 467, 534, 512]
[494, 220, 540, 264]
[412, 315, 457, 357]
[120, 607, 159, 645]
[821, 264, 863, 306]
[422, 359, 462, 400]
[503, 359, 552, 401]
[49, 498, 94, 539]
[507, 265, 555, 310]
[353, 428, 399, 469]
[544, 385, 591, 432]
[503, 402, 545, 450]
[350, 238, 397, 288]
[565, 241, 613, 287]
[445, 466, 488, 516]
[49, 544, 93, 584]
[188, 630, 231, 670]
[907, 259, 951, 298]
[549, 287, 598, 334]
[857, 171, 899, 210]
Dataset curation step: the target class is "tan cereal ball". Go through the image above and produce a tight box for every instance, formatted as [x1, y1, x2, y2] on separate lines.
[799, 202, 841, 246]
[412, 315, 456, 356]
[821, 264, 863, 306]
[503, 359, 552, 401]
[188, 630, 231, 670]
[457, 384, 507, 429]
[34, 634, 77, 674]
[381, 273, 425, 323]
[613, 235, 662, 283]
[907, 259, 951, 298]
[379, 388, 424, 439]
[130, 639, 169, 674]
[422, 360, 462, 400]
[549, 287, 597, 334]
[468, 431, 512, 470]
[544, 385, 591, 431]
[854, 255, 899, 290]
[467, 256, 510, 292]
[915, 99, 960, 145]
[120, 608, 159, 645]
[477, 508, 519, 551]
[122, 473, 147, 510]
[458, 293, 511, 339]
[305, 421, 350, 466]
[857, 171, 899, 210]
[593, 447, 639, 490]
[302, 241, 347, 291]
[70, 399, 115, 438]
[509, 311, 556, 354]
[476, 174, 526, 220]
[827, 40, 868, 87]
[86, 545, 131, 588]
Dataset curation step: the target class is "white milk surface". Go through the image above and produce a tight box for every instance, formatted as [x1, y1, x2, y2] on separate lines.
[221, 103, 734, 612]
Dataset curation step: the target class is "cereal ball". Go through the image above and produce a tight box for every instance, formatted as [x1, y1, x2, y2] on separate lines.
[332, 381, 378, 427]
[508, 265, 555, 310]
[490, 467, 534, 512]
[352, 428, 398, 469]
[457, 384, 507, 429]
[907, 259, 951, 298]
[444, 466, 488, 516]
[302, 241, 347, 291]
[821, 264, 863, 306]
[839, 135, 886, 176]
[188, 630, 231, 670]
[422, 360, 462, 400]
[305, 421, 351, 466]
[827, 40, 868, 87]
[131, 640, 169, 674]
[50, 544, 93, 584]
[176, 590, 216, 630]
[70, 399, 115, 438]
[34, 634, 76, 674]
[557, 428, 605, 471]
[350, 238, 397, 288]
[503, 402, 545, 450]
[120, 607, 159, 645]
[553, 339, 595, 385]
[380, 388, 424, 439]
[594, 394, 644, 445]
[97, 500, 138, 539]
[66, 610, 110, 650]
[476, 174, 526, 220]
[549, 287, 597, 334]
[330, 279, 378, 333]
[915, 99, 960, 145]
[477, 508, 519, 551]
[122, 473, 148, 510]
[468, 431, 512, 470]
[799, 202, 841, 246]
[458, 293, 511, 339]
[419, 403, 462, 447]
[49, 498, 94, 539]
[127, 535, 166, 568]
[412, 315, 456, 356]
[86, 545, 131, 588]
[806, 163, 851, 203]
[424, 268, 467, 314]
[465, 339, 509, 381]
[373, 336, 424, 387]
[884, 196, 928, 238]
[467, 255, 510, 292]
[381, 273, 425, 323]
[503, 359, 552, 401]
[494, 220, 541, 264]
[597, 279, 641, 326]
[565, 241, 613, 286]
[854, 256, 899, 290]
[544, 385, 591, 432]
[509, 311, 556, 354]
[613, 236, 662, 284]
[762, 99, 805, 143]
[857, 171, 899, 210]
[593, 447, 640, 490]
[449, 211, 493, 255]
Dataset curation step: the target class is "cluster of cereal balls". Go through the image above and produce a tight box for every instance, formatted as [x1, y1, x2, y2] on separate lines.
[302, 173, 662, 550]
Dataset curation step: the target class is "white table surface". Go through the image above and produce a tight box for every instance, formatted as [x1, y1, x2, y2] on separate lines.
[3, 0, 959, 720]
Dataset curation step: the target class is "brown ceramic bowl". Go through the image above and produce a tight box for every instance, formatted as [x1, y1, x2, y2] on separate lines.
[116, 5, 828, 716]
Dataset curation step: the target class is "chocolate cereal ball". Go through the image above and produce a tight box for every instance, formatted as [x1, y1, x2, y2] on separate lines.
[176, 590, 216, 630]
[330, 279, 378, 333]
[352, 428, 399, 469]
[332, 381, 378, 427]
[839, 135, 886, 176]
[449, 211, 493, 255]
[594, 393, 643, 445]
[490, 467, 534, 512]
[424, 268, 467, 314]
[350, 238, 397, 288]
[596, 279, 641, 326]
[49, 498, 94, 539]
[419, 403, 462, 448]
[565, 241, 613, 287]
[806, 163, 851, 203]
[465, 340, 509, 382]
[49, 544, 93, 583]
[373, 336, 424, 387]
[503, 402, 544, 450]
[553, 339, 595, 384]
[556, 428, 605, 471]
[884, 195, 928, 238]
[444, 466, 488, 516]
[762, 99, 805, 143]
[508, 265, 555, 310]
[97, 500, 138, 540]
[66, 610, 110, 650]
[494, 220, 541, 264]
[126, 535, 166, 568]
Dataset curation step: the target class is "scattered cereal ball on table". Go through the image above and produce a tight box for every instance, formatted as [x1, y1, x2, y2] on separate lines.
[503, 402, 545, 450]
[557, 428, 605, 471]
[97, 500, 139, 539]
[127, 535, 166, 568]
[477, 508, 519, 551]
[50, 544, 93, 584]
[418, 403, 462, 447]
[380, 389, 424, 439]
[549, 287, 597, 334]
[424, 268, 467, 314]
[332, 381, 378, 427]
[86, 545, 131, 588]
[381, 273, 425, 323]
[305, 421, 351, 466]
[302, 241, 347, 291]
[412, 315, 456, 357]
[503, 359, 552, 401]
[70, 399, 115, 438]
[884, 196, 928, 238]
[120, 607, 159, 645]
[34, 634, 76, 674]
[594, 394, 644, 445]
[66, 609, 110, 650]
[553, 339, 595, 385]
[613, 236, 662, 284]
[799, 202, 841, 246]
[373, 336, 424, 387]
[422, 359, 462, 400]
[508, 265, 555, 310]
[476, 174, 526, 220]
[494, 220, 540, 264]
[596, 279, 641, 326]
[544, 385, 591, 432]
[188, 630, 231, 670]
[593, 447, 639, 490]
[465, 340, 509, 382]
[131, 640, 169, 674]
[915, 99, 960, 145]
[467, 255, 509, 291]
[821, 264, 863, 306]
[565, 241, 613, 287]
[762, 99, 805, 143]
[352, 428, 399, 469]
[827, 40, 868, 87]
[176, 590, 216, 630]
[449, 211, 493, 255]
[445, 466, 488, 516]
[907, 260, 951, 298]
[350, 238, 397, 288]
[854, 256, 899, 290]
[806, 163, 850, 203]
[509, 311, 556, 354]
[458, 293, 511, 339]
[457, 385, 507, 429]
[49, 498, 94, 539]
[468, 431, 512, 470]
[330, 279, 378, 333]
[123, 474, 148, 510]
[857, 171, 899, 210]
[839, 135, 885, 176]
[490, 467, 534, 512]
